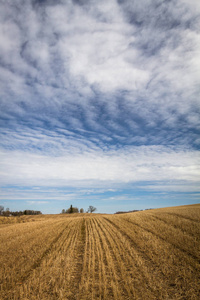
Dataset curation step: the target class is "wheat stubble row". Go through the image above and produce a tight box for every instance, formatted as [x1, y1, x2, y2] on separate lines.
[0, 205, 199, 299]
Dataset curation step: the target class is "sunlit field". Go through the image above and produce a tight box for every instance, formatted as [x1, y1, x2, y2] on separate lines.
[0, 204, 199, 299]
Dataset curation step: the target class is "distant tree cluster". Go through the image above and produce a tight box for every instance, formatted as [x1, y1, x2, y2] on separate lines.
[115, 210, 141, 214]
[61, 205, 80, 214]
[0, 206, 42, 217]
[61, 205, 97, 214]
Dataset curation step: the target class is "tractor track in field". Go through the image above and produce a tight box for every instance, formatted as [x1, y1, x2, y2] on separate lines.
[101, 217, 163, 299]
[120, 217, 200, 265]
[69, 219, 86, 300]
[150, 214, 200, 239]
[97, 217, 137, 299]
[3, 221, 73, 299]
[8, 219, 83, 300]
[103, 216, 157, 264]
[102, 217, 171, 299]
[92, 217, 123, 299]
[94, 217, 130, 299]
[165, 212, 200, 223]
[0, 221, 60, 252]
[18, 220, 73, 285]
[92, 218, 110, 299]
[94, 219, 115, 299]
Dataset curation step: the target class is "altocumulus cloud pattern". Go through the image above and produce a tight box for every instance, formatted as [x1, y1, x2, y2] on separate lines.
[0, 0, 200, 213]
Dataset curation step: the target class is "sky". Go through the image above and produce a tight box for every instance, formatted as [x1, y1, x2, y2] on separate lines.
[0, 0, 200, 214]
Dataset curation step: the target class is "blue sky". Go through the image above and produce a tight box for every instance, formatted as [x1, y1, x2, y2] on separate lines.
[0, 0, 200, 214]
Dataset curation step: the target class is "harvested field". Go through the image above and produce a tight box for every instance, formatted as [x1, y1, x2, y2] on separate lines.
[0, 204, 199, 299]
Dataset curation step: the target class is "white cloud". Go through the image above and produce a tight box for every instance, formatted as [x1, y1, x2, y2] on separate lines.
[0, 146, 199, 188]
[26, 201, 49, 205]
[0, 0, 199, 120]
[48, 1, 151, 94]
[144, 183, 200, 193]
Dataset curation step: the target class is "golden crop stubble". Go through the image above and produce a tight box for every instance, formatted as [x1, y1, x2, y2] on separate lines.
[0, 205, 199, 300]
[0, 216, 72, 299]
[101, 215, 170, 299]
[10, 217, 85, 300]
[79, 216, 123, 300]
[122, 211, 200, 260]
[111, 206, 200, 299]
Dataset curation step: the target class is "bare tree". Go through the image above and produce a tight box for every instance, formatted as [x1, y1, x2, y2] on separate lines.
[88, 206, 96, 213]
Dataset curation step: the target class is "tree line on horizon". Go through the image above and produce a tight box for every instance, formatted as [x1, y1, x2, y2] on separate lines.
[61, 205, 96, 214]
[0, 206, 42, 216]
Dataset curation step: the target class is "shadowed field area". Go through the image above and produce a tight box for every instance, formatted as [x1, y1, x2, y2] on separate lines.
[0, 204, 199, 299]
